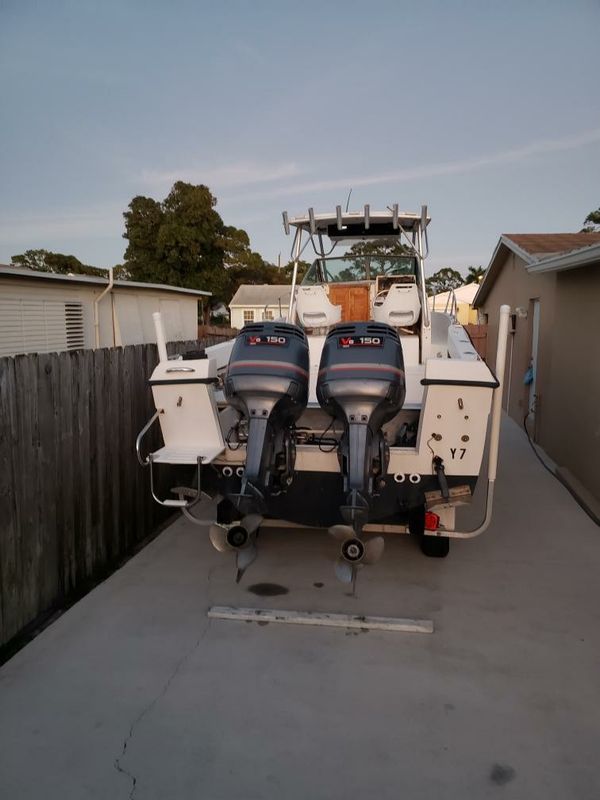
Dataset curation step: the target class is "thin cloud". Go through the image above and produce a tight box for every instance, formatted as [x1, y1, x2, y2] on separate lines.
[141, 161, 302, 190]
[0, 204, 123, 247]
[231, 127, 600, 201]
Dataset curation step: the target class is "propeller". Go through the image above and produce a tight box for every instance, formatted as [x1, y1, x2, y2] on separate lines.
[208, 514, 263, 582]
[328, 524, 385, 585]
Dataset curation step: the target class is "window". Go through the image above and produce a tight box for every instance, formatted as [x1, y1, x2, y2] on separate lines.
[302, 256, 417, 284]
[243, 309, 254, 323]
[262, 310, 274, 321]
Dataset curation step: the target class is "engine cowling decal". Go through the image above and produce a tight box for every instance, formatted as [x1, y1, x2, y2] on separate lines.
[338, 336, 384, 348]
[246, 335, 289, 346]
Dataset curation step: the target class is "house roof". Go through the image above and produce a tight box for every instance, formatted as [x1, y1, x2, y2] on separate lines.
[473, 233, 600, 307]
[502, 233, 600, 258]
[0, 265, 211, 296]
[428, 282, 479, 308]
[230, 284, 292, 307]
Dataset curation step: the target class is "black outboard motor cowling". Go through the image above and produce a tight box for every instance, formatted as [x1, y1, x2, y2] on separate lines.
[317, 322, 405, 525]
[225, 322, 309, 496]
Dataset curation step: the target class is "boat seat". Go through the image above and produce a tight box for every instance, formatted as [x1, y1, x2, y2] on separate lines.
[372, 281, 421, 327]
[295, 285, 342, 330]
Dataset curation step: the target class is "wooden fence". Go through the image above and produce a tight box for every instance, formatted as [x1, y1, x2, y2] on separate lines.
[198, 324, 238, 339]
[0, 335, 229, 652]
[464, 324, 488, 361]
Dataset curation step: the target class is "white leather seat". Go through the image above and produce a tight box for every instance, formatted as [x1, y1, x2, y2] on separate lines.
[295, 285, 342, 329]
[372, 282, 421, 327]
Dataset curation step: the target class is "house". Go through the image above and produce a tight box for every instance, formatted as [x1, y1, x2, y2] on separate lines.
[0, 265, 211, 357]
[428, 282, 479, 325]
[473, 232, 600, 515]
[229, 284, 292, 329]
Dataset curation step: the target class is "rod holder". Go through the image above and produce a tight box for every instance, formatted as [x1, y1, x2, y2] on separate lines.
[152, 311, 168, 363]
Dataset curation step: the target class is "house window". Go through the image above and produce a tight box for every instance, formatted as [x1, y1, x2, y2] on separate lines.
[262, 310, 274, 321]
[243, 309, 254, 323]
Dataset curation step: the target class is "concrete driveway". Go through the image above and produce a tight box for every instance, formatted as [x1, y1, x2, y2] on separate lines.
[1, 417, 599, 799]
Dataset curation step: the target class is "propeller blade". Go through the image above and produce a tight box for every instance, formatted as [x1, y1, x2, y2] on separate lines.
[208, 523, 230, 553]
[235, 542, 258, 583]
[363, 536, 385, 565]
[329, 524, 355, 542]
[334, 557, 355, 584]
[241, 513, 263, 536]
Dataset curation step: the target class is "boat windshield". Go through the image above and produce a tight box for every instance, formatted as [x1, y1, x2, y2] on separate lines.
[302, 255, 417, 285]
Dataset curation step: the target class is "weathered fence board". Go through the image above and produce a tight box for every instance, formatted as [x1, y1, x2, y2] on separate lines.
[464, 324, 488, 361]
[0, 335, 229, 651]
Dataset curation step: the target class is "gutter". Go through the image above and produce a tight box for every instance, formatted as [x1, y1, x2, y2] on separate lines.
[94, 267, 114, 348]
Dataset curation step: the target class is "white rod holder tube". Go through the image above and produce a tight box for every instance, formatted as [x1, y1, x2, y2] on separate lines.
[287, 227, 302, 322]
[488, 304, 511, 481]
[153, 311, 168, 363]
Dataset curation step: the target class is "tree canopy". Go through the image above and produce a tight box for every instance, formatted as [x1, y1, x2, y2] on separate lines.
[122, 181, 281, 306]
[425, 267, 464, 295]
[464, 265, 486, 284]
[347, 241, 410, 257]
[10, 249, 107, 277]
[582, 206, 600, 232]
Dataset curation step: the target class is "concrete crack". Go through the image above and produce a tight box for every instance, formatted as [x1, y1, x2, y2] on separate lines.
[113, 565, 216, 799]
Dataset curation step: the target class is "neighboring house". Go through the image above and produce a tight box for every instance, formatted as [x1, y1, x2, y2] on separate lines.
[473, 232, 600, 514]
[428, 282, 479, 325]
[0, 265, 211, 357]
[229, 284, 292, 329]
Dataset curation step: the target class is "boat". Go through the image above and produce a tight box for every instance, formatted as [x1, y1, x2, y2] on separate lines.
[136, 204, 511, 584]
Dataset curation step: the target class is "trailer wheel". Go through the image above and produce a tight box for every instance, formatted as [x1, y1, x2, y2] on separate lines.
[408, 506, 450, 558]
[419, 534, 450, 558]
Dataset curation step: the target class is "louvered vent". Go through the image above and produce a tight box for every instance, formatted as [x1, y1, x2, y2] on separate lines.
[0, 298, 85, 357]
[65, 302, 85, 349]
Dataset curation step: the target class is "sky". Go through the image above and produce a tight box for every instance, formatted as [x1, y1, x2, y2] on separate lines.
[1, 0, 599, 277]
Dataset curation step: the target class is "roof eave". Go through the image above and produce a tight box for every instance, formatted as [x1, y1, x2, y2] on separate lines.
[0, 266, 211, 296]
[526, 242, 600, 274]
[473, 235, 537, 308]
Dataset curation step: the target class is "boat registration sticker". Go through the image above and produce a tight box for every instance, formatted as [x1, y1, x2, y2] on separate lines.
[338, 336, 383, 348]
[246, 335, 288, 346]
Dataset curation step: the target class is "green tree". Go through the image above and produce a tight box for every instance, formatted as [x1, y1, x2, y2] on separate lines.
[122, 182, 279, 306]
[10, 249, 106, 277]
[464, 265, 485, 284]
[425, 267, 463, 295]
[348, 241, 410, 257]
[279, 260, 310, 284]
[123, 182, 224, 290]
[581, 207, 600, 232]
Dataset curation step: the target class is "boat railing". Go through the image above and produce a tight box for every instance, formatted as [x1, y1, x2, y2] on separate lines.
[431, 289, 458, 320]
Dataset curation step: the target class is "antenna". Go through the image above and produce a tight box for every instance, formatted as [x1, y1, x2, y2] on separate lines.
[345, 188, 352, 212]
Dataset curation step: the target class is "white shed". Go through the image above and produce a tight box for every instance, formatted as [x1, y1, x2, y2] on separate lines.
[229, 284, 291, 329]
[0, 266, 211, 357]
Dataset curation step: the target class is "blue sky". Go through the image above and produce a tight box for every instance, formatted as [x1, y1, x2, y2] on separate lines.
[1, 0, 599, 276]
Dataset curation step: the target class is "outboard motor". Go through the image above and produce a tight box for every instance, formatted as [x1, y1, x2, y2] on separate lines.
[317, 322, 405, 526]
[225, 322, 309, 501]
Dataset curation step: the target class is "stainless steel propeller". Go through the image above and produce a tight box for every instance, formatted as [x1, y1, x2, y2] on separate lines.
[328, 524, 385, 584]
[208, 514, 263, 582]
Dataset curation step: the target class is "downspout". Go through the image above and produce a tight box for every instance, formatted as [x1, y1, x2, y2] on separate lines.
[94, 267, 114, 348]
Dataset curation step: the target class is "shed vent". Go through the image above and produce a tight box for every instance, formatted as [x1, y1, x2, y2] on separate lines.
[0, 299, 85, 357]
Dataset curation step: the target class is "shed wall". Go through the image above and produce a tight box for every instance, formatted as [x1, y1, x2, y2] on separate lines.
[0, 277, 200, 354]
